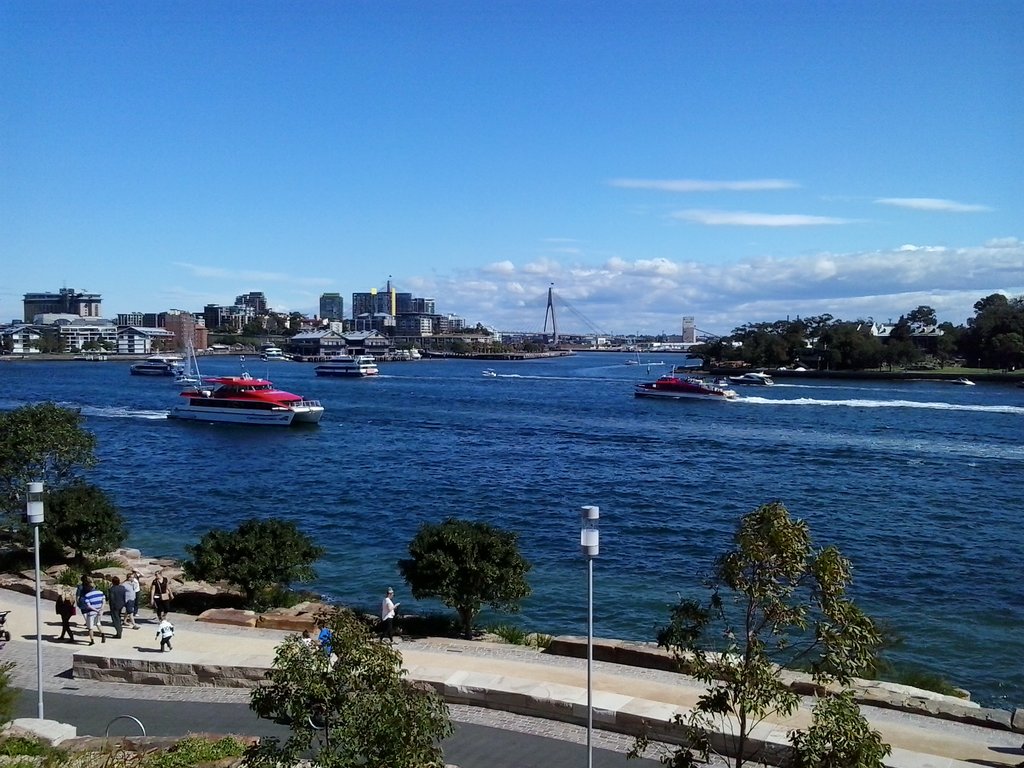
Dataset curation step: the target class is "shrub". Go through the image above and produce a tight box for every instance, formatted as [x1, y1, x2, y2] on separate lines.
[490, 623, 528, 645]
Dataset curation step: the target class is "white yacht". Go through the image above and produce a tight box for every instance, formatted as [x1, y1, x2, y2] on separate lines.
[314, 354, 380, 378]
[728, 372, 775, 386]
[259, 345, 291, 361]
[130, 354, 184, 377]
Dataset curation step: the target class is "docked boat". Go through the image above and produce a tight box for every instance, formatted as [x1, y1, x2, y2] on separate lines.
[314, 354, 379, 378]
[728, 372, 775, 386]
[634, 374, 738, 401]
[260, 345, 291, 362]
[169, 374, 324, 425]
[130, 355, 183, 377]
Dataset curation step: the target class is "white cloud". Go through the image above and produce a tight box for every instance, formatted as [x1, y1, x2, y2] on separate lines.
[875, 198, 990, 213]
[672, 209, 852, 227]
[172, 261, 332, 288]
[609, 178, 798, 192]
[405, 239, 1024, 335]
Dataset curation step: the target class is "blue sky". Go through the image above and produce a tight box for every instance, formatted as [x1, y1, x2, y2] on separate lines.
[2, 1, 1021, 336]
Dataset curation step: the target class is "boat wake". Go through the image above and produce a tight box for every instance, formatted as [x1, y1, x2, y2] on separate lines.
[739, 396, 1024, 415]
[76, 404, 170, 420]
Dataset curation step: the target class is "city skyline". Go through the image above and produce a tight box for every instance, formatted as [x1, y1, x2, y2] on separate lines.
[3, 3, 1021, 336]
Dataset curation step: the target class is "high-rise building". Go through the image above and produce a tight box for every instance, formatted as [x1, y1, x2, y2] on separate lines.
[116, 312, 145, 327]
[682, 316, 696, 344]
[235, 292, 268, 313]
[23, 288, 101, 322]
[319, 293, 344, 321]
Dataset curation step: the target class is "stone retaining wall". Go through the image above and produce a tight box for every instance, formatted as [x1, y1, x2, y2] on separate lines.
[545, 635, 1024, 735]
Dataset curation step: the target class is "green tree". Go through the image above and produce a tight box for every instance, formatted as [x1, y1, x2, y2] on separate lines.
[632, 502, 887, 768]
[399, 518, 532, 639]
[184, 518, 324, 608]
[42, 482, 127, 564]
[0, 403, 97, 522]
[790, 691, 891, 768]
[247, 608, 452, 768]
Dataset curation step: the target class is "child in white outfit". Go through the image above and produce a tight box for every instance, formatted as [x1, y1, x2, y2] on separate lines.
[156, 618, 174, 652]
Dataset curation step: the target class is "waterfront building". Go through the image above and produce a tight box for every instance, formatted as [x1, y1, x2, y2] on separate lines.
[22, 288, 102, 322]
[49, 319, 118, 353]
[0, 325, 43, 354]
[396, 315, 434, 336]
[117, 326, 176, 355]
[319, 293, 344, 321]
[289, 329, 347, 359]
[163, 309, 207, 350]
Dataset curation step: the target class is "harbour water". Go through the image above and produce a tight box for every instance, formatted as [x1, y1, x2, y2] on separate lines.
[1, 354, 1021, 708]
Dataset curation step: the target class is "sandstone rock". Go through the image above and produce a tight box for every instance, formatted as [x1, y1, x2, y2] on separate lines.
[1012, 706, 1024, 733]
[257, 613, 317, 632]
[197, 608, 258, 627]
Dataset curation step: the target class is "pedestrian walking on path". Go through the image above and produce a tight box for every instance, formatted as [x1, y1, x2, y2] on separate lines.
[79, 579, 106, 645]
[122, 571, 138, 629]
[155, 617, 174, 652]
[108, 576, 127, 638]
[150, 574, 173, 621]
[380, 587, 399, 643]
[54, 594, 76, 642]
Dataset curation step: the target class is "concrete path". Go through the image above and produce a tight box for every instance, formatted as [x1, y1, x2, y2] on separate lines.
[1, 589, 1020, 768]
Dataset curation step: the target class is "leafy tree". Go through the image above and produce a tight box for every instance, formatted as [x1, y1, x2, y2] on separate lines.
[247, 608, 452, 768]
[184, 518, 324, 608]
[790, 692, 890, 768]
[0, 403, 97, 523]
[905, 305, 937, 327]
[42, 482, 127, 564]
[399, 518, 532, 638]
[632, 502, 887, 768]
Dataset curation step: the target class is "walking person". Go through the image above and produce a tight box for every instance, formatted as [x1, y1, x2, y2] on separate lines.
[150, 574, 173, 621]
[55, 593, 76, 642]
[155, 616, 174, 652]
[379, 587, 399, 643]
[108, 576, 127, 639]
[80, 579, 106, 645]
[122, 572, 137, 629]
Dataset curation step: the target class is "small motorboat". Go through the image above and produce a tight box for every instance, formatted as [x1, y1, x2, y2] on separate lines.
[482, 369, 498, 377]
[952, 377, 976, 386]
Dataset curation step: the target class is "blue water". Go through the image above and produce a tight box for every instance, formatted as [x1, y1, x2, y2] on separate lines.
[1, 355, 1022, 708]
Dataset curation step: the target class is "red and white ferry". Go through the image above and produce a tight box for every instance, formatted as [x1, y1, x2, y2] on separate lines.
[169, 374, 325, 426]
[634, 374, 738, 401]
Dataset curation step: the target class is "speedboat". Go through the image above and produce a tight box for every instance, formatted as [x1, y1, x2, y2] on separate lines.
[314, 354, 379, 377]
[728, 372, 775, 386]
[130, 355, 184, 377]
[169, 374, 324, 425]
[482, 369, 497, 377]
[952, 377, 976, 386]
[634, 374, 738, 401]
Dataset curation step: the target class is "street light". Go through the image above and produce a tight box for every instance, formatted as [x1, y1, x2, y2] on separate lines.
[26, 482, 44, 720]
[579, 505, 599, 768]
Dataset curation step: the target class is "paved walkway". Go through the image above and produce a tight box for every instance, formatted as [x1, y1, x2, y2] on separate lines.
[1, 589, 1021, 767]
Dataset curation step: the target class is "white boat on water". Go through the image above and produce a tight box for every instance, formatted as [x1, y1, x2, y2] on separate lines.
[952, 377, 976, 386]
[728, 372, 775, 386]
[260, 345, 291, 361]
[174, 342, 205, 388]
[130, 354, 183, 377]
[314, 354, 379, 378]
[482, 369, 497, 377]
[170, 373, 324, 426]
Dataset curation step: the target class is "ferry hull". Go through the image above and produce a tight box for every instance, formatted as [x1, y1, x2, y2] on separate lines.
[169, 404, 324, 425]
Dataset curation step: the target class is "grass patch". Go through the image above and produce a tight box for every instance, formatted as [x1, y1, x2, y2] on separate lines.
[884, 667, 966, 698]
[143, 736, 246, 768]
[489, 623, 529, 645]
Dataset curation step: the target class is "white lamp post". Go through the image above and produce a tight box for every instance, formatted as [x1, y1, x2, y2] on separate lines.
[580, 505, 599, 768]
[26, 482, 45, 720]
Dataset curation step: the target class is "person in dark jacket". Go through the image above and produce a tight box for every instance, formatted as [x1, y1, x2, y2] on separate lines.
[108, 576, 127, 639]
[55, 594, 76, 642]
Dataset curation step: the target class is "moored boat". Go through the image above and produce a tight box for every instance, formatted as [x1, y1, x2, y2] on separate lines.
[169, 374, 324, 425]
[260, 345, 291, 362]
[634, 374, 738, 401]
[314, 355, 379, 378]
[728, 372, 775, 386]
